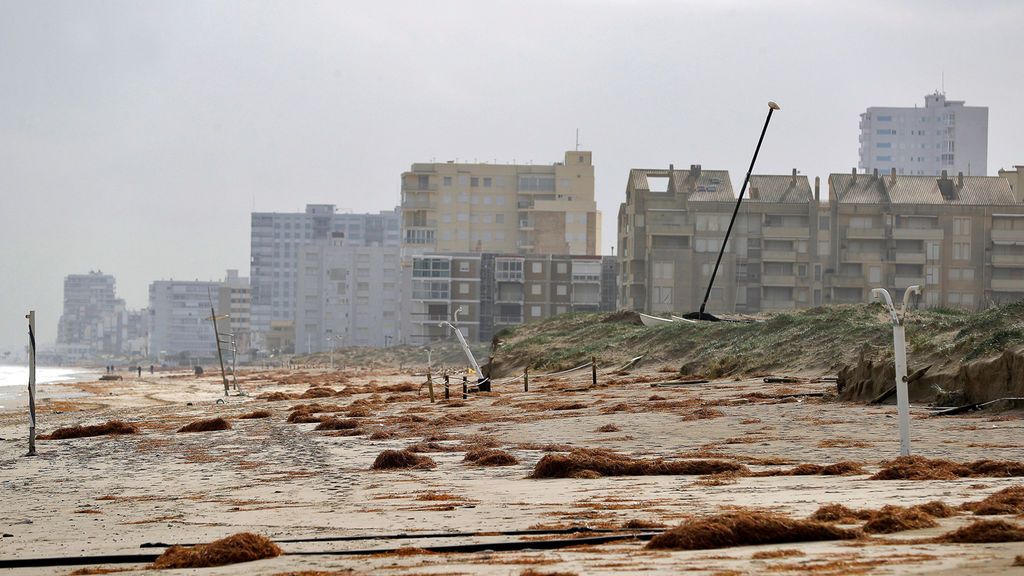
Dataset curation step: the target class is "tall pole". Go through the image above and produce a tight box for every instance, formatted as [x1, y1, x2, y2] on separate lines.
[697, 101, 780, 320]
[211, 306, 229, 396]
[26, 311, 37, 457]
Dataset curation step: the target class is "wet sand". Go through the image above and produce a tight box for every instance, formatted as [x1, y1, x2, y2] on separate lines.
[0, 365, 1022, 575]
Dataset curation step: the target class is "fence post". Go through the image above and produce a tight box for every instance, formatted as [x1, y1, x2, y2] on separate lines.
[462, 376, 468, 400]
[592, 355, 597, 386]
[524, 366, 529, 392]
[427, 372, 435, 403]
[444, 373, 450, 400]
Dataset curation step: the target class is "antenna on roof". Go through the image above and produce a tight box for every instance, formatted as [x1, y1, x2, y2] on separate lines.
[575, 128, 580, 151]
[941, 71, 945, 94]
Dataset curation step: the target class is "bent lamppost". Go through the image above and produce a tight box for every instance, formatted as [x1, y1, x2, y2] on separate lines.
[872, 285, 922, 457]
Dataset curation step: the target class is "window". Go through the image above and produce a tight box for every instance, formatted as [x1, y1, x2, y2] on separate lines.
[557, 263, 567, 274]
[653, 261, 674, 281]
[471, 177, 479, 187]
[869, 266, 881, 284]
[495, 258, 524, 281]
[443, 176, 452, 186]
[948, 292, 961, 305]
[495, 213, 504, 224]
[518, 175, 556, 191]
[962, 293, 975, 307]
[819, 216, 830, 230]
[483, 177, 492, 187]
[418, 175, 429, 189]
[927, 242, 940, 260]
[531, 305, 542, 317]
[926, 266, 939, 285]
[953, 218, 971, 236]
[532, 262, 542, 273]
[459, 283, 469, 295]
[556, 285, 567, 296]
[876, 155, 892, 162]
[877, 115, 892, 121]
[654, 286, 673, 305]
[953, 242, 970, 260]
[877, 142, 892, 148]
[531, 284, 541, 295]
[413, 258, 450, 278]
[459, 261, 470, 273]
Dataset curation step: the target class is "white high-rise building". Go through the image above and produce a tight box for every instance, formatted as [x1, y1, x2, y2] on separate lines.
[294, 233, 401, 353]
[858, 92, 988, 177]
[249, 205, 400, 348]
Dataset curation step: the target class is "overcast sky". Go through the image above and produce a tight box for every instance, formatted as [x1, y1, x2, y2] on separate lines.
[1, 0, 1022, 351]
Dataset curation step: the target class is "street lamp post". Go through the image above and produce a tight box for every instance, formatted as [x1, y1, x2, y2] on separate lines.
[872, 285, 921, 457]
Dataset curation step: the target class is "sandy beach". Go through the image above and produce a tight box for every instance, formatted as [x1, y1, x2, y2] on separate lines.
[1, 364, 1022, 575]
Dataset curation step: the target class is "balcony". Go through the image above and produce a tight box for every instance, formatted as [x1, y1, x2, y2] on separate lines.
[762, 250, 797, 261]
[992, 253, 1024, 267]
[846, 228, 886, 239]
[894, 252, 926, 264]
[761, 274, 799, 287]
[991, 278, 1024, 291]
[992, 229, 1024, 243]
[762, 226, 810, 239]
[495, 315, 524, 325]
[829, 275, 865, 288]
[518, 220, 534, 230]
[894, 276, 925, 290]
[841, 250, 885, 263]
[402, 198, 435, 210]
[893, 228, 943, 241]
[761, 299, 797, 311]
[402, 182, 438, 192]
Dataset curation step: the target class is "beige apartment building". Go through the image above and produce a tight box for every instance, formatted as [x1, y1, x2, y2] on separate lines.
[617, 165, 826, 315]
[400, 152, 600, 258]
[826, 168, 1024, 308]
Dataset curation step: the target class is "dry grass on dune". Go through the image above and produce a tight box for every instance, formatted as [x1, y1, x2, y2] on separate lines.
[177, 418, 231, 433]
[238, 410, 272, 419]
[961, 486, 1024, 515]
[870, 456, 1024, 480]
[463, 448, 519, 466]
[530, 448, 746, 479]
[151, 532, 282, 569]
[40, 420, 139, 440]
[935, 519, 1024, 543]
[646, 511, 859, 551]
[371, 449, 436, 470]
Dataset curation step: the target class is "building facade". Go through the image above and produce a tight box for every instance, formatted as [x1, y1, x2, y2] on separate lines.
[218, 269, 252, 360]
[294, 233, 401, 353]
[858, 92, 988, 177]
[826, 169, 1023, 308]
[249, 205, 400, 348]
[617, 166, 826, 315]
[402, 252, 617, 344]
[149, 276, 237, 362]
[400, 151, 600, 258]
[56, 271, 127, 358]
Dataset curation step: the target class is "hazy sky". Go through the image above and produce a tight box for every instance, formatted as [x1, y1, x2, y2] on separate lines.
[2, 0, 1022, 350]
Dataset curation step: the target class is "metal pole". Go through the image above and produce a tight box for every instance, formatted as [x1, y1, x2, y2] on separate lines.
[211, 307, 229, 396]
[893, 322, 911, 456]
[697, 101, 781, 320]
[462, 376, 467, 400]
[26, 311, 37, 457]
[524, 366, 529, 392]
[444, 374, 450, 400]
[591, 356, 597, 386]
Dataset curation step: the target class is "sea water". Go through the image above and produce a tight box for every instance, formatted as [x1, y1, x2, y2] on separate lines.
[0, 365, 100, 410]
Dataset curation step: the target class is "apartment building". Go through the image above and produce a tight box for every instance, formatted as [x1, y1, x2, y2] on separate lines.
[402, 252, 617, 344]
[999, 166, 1024, 202]
[400, 152, 600, 258]
[858, 92, 988, 177]
[294, 233, 401, 353]
[617, 166, 825, 315]
[148, 279, 224, 361]
[250, 205, 400, 347]
[56, 271, 128, 358]
[148, 270, 251, 362]
[218, 269, 252, 359]
[826, 169, 1022, 308]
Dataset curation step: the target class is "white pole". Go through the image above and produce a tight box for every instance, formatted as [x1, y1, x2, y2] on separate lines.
[893, 322, 910, 456]
[26, 310, 37, 457]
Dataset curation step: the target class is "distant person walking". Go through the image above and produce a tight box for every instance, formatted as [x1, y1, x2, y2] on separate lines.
[149, 365, 154, 374]
[137, 366, 142, 378]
